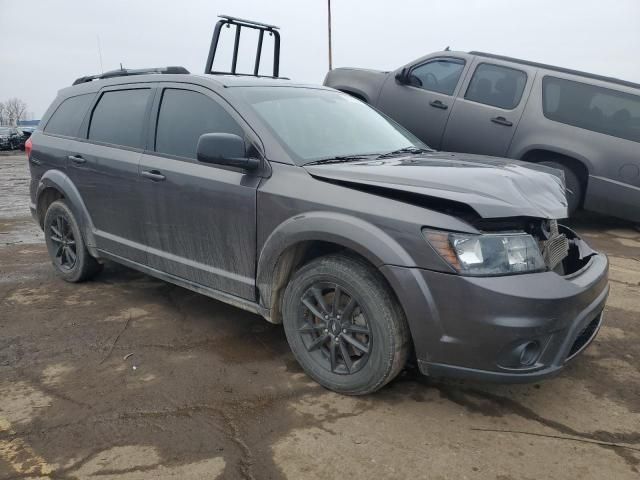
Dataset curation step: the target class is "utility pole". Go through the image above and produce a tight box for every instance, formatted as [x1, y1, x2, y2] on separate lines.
[327, 0, 333, 70]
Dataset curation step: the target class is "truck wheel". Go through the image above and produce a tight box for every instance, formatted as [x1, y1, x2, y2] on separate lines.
[282, 254, 410, 395]
[539, 161, 582, 216]
[44, 200, 102, 282]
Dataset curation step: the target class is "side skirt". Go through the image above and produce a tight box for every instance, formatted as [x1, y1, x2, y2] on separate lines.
[97, 250, 270, 319]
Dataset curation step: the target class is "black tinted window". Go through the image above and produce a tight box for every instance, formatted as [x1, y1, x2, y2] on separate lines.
[543, 76, 640, 143]
[155, 89, 243, 159]
[408, 58, 465, 95]
[44, 94, 94, 137]
[465, 63, 527, 109]
[89, 89, 151, 148]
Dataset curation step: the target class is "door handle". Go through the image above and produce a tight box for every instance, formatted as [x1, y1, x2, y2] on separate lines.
[29, 157, 42, 166]
[429, 100, 448, 110]
[141, 170, 166, 181]
[491, 116, 513, 127]
[68, 155, 86, 164]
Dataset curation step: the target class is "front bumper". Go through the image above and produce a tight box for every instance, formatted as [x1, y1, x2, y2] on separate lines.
[382, 252, 609, 383]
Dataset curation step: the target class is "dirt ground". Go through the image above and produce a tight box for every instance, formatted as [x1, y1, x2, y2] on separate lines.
[0, 153, 638, 479]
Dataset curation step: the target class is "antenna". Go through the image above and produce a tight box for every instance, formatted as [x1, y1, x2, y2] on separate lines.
[97, 35, 104, 73]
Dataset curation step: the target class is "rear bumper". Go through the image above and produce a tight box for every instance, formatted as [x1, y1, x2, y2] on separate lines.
[382, 253, 609, 383]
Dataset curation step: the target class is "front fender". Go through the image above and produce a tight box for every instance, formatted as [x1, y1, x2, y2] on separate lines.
[256, 211, 414, 312]
[37, 169, 99, 257]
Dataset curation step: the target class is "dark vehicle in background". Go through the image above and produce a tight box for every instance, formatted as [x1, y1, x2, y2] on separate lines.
[0, 126, 22, 150]
[26, 18, 609, 395]
[17, 127, 35, 150]
[324, 51, 640, 223]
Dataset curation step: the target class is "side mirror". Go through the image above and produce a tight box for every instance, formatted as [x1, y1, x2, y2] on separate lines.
[395, 67, 409, 84]
[196, 133, 260, 171]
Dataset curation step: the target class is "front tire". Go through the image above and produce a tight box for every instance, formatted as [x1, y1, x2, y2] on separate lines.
[282, 254, 410, 395]
[44, 200, 102, 282]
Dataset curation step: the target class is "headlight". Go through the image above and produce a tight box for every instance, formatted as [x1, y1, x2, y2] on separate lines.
[424, 229, 546, 276]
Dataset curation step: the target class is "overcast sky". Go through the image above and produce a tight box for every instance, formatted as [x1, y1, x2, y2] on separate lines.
[1, 0, 639, 118]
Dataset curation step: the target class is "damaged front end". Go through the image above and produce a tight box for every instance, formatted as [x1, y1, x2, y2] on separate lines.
[425, 217, 597, 279]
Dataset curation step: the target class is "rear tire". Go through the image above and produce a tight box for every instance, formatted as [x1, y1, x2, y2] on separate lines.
[539, 161, 583, 216]
[44, 200, 102, 282]
[282, 254, 410, 395]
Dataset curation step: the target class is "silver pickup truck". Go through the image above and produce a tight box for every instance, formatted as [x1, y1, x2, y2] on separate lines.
[325, 51, 640, 222]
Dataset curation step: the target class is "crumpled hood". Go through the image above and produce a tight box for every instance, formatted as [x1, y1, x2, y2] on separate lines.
[304, 152, 568, 219]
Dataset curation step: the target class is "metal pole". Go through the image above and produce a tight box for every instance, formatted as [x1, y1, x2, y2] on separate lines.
[327, 0, 333, 70]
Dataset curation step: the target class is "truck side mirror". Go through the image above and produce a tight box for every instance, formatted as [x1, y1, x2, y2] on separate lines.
[395, 68, 409, 85]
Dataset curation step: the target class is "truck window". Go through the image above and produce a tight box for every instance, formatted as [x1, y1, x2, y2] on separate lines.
[89, 89, 151, 148]
[543, 76, 640, 143]
[465, 63, 527, 109]
[154, 89, 243, 160]
[408, 58, 465, 96]
[44, 94, 95, 138]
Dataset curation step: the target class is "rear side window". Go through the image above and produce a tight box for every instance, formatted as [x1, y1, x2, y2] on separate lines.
[465, 63, 527, 109]
[543, 76, 640, 143]
[155, 89, 243, 159]
[44, 94, 94, 137]
[408, 58, 465, 95]
[89, 89, 151, 148]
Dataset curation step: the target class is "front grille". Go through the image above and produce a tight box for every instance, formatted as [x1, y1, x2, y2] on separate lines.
[543, 234, 569, 270]
[541, 220, 569, 270]
[566, 312, 603, 361]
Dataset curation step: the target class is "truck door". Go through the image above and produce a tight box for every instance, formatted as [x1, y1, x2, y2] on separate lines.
[441, 59, 536, 157]
[377, 57, 467, 149]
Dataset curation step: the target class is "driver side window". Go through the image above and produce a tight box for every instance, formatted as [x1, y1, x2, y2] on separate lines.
[408, 58, 465, 96]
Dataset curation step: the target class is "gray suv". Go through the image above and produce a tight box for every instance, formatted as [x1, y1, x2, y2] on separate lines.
[324, 51, 640, 222]
[28, 66, 608, 395]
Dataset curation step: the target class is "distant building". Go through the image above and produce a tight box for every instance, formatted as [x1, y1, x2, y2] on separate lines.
[18, 119, 40, 126]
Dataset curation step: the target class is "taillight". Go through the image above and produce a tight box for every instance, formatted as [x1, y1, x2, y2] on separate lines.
[25, 137, 33, 159]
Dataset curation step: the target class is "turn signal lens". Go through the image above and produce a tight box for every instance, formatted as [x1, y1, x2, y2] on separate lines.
[25, 137, 33, 159]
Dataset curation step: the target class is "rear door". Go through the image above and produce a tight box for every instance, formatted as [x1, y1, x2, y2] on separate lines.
[138, 84, 260, 299]
[377, 56, 467, 149]
[69, 86, 154, 263]
[441, 59, 536, 157]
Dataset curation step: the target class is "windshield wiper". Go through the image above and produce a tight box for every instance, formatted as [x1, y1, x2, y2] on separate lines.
[377, 146, 431, 159]
[304, 154, 376, 166]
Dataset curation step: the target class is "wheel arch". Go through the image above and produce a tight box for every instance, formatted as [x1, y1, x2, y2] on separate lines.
[256, 212, 414, 325]
[36, 170, 99, 257]
[520, 148, 590, 205]
[336, 88, 368, 103]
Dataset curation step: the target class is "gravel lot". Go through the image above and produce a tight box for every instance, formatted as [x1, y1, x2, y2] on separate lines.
[1, 153, 639, 479]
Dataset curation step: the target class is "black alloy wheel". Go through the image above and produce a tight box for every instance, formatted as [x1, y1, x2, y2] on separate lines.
[297, 282, 371, 375]
[49, 215, 78, 271]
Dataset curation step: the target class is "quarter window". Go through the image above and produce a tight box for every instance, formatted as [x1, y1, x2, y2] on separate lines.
[408, 58, 465, 96]
[44, 94, 95, 137]
[89, 89, 151, 148]
[543, 76, 640, 143]
[155, 89, 243, 159]
[465, 63, 527, 109]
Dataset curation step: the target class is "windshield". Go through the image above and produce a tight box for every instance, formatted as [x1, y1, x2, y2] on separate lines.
[235, 87, 426, 164]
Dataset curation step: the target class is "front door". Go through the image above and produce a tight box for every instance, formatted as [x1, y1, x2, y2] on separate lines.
[138, 85, 260, 300]
[377, 56, 467, 149]
[441, 60, 536, 157]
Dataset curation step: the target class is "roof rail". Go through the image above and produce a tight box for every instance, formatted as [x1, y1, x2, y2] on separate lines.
[205, 15, 281, 78]
[72, 66, 190, 86]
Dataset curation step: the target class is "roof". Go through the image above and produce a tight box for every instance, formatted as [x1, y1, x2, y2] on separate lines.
[470, 51, 640, 90]
[190, 74, 326, 89]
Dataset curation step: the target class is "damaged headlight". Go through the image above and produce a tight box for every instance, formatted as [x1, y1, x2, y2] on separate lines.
[424, 229, 546, 276]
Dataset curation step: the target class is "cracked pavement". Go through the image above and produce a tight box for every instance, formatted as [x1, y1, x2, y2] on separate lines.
[0, 153, 639, 479]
